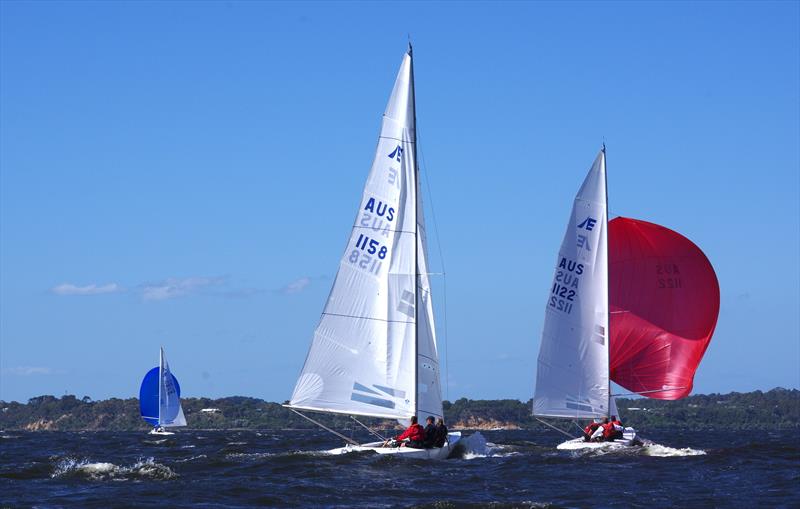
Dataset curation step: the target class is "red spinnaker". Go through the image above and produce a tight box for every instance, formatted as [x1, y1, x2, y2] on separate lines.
[609, 217, 720, 400]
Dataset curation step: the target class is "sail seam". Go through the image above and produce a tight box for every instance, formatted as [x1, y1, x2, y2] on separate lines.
[321, 312, 414, 324]
[351, 226, 416, 234]
[379, 135, 416, 143]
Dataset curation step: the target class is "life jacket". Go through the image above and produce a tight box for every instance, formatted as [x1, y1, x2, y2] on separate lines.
[584, 422, 600, 435]
[601, 421, 616, 438]
[396, 423, 425, 442]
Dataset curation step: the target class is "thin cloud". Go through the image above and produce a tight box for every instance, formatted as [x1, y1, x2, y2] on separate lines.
[278, 276, 312, 295]
[50, 276, 259, 301]
[2, 366, 58, 376]
[140, 276, 226, 301]
[51, 283, 122, 296]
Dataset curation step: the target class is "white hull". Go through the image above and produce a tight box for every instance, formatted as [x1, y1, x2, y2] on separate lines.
[557, 428, 638, 450]
[328, 432, 461, 460]
[148, 429, 175, 436]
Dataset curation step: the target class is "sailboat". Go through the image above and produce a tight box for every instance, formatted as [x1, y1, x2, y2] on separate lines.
[285, 46, 460, 459]
[139, 347, 187, 435]
[532, 148, 720, 451]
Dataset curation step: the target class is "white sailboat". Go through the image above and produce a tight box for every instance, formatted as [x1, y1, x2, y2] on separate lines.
[285, 46, 460, 459]
[532, 148, 638, 450]
[139, 347, 187, 436]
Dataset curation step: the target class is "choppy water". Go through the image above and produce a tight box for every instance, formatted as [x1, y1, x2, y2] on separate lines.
[1, 428, 797, 508]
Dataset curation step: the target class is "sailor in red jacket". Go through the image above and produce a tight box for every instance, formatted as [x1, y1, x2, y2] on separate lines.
[600, 415, 624, 441]
[583, 421, 601, 442]
[391, 416, 425, 448]
[590, 418, 609, 441]
[608, 415, 624, 440]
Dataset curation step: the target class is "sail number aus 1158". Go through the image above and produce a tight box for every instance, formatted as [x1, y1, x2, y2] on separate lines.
[353, 234, 387, 259]
[348, 234, 388, 276]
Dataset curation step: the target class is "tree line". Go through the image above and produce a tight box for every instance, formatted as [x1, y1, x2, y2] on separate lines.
[1, 388, 797, 431]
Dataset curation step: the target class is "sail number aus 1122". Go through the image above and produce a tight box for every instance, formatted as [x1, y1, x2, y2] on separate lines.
[549, 282, 575, 314]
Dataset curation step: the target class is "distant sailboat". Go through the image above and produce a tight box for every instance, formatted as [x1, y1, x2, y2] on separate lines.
[285, 46, 460, 459]
[532, 148, 720, 450]
[139, 347, 186, 435]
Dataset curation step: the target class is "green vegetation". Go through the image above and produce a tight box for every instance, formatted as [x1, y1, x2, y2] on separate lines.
[445, 388, 800, 431]
[1, 388, 797, 431]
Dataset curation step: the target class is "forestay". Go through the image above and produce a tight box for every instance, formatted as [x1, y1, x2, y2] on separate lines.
[533, 150, 611, 420]
[289, 50, 443, 423]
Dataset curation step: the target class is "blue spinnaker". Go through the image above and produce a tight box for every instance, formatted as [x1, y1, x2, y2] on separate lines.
[139, 366, 182, 426]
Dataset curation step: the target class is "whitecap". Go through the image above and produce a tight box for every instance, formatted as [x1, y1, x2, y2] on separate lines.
[175, 454, 207, 463]
[642, 443, 706, 457]
[51, 457, 177, 480]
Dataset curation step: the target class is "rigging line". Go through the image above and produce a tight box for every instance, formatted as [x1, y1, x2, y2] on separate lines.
[350, 416, 387, 442]
[611, 387, 686, 397]
[288, 408, 360, 446]
[417, 143, 450, 402]
[351, 226, 417, 234]
[321, 312, 414, 324]
[417, 409, 444, 417]
[535, 417, 578, 439]
[379, 135, 416, 144]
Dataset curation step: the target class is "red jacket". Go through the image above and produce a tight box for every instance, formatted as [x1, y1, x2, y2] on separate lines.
[396, 423, 425, 442]
[584, 422, 600, 435]
[602, 421, 617, 438]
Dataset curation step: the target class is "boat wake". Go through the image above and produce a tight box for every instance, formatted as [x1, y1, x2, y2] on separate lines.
[226, 450, 331, 461]
[51, 457, 177, 481]
[564, 439, 706, 458]
[452, 432, 520, 459]
[641, 442, 706, 457]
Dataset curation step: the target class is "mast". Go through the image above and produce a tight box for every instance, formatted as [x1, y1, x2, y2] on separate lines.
[602, 144, 611, 418]
[158, 347, 163, 426]
[409, 42, 419, 419]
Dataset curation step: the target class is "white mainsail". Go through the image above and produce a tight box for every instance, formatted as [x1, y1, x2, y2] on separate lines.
[159, 347, 186, 427]
[533, 149, 610, 419]
[289, 49, 443, 423]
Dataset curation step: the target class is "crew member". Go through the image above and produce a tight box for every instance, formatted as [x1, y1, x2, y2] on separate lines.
[423, 416, 436, 448]
[601, 417, 618, 441]
[393, 415, 425, 448]
[433, 418, 449, 448]
[609, 415, 624, 440]
[590, 418, 608, 441]
[583, 420, 601, 442]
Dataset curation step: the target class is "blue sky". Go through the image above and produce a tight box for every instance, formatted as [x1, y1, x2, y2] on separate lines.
[1, 1, 798, 403]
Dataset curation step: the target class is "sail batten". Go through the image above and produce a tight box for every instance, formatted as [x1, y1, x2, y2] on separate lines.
[533, 150, 610, 420]
[290, 50, 442, 423]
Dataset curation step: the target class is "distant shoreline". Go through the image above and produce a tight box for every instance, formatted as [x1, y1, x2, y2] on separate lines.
[2, 388, 797, 432]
